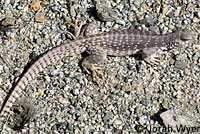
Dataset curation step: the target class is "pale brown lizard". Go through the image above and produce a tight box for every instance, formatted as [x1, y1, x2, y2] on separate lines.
[0, 21, 195, 131]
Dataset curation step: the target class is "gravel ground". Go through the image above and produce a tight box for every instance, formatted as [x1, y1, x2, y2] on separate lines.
[0, 0, 200, 134]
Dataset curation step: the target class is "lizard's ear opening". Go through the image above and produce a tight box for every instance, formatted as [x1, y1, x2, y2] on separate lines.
[180, 28, 196, 41]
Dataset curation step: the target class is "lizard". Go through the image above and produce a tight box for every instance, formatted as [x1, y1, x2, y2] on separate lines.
[0, 20, 195, 131]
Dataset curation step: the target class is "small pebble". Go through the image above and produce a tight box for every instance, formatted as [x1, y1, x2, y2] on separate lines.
[35, 12, 45, 22]
[114, 119, 123, 126]
[30, 0, 41, 11]
[174, 61, 187, 69]
[44, 75, 51, 82]
[0, 65, 3, 72]
[0, 78, 2, 84]
[138, 115, 148, 125]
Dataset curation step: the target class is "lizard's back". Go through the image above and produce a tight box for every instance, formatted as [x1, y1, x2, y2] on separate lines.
[83, 29, 176, 56]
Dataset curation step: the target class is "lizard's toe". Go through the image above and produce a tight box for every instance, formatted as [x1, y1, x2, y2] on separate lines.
[144, 55, 160, 65]
[91, 65, 104, 80]
[82, 63, 104, 80]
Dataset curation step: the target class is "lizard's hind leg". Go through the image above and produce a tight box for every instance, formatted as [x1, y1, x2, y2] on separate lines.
[82, 45, 107, 82]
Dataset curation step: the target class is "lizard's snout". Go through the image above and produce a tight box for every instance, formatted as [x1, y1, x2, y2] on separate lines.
[180, 28, 196, 41]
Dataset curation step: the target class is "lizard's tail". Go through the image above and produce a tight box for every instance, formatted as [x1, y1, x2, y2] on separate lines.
[0, 41, 86, 124]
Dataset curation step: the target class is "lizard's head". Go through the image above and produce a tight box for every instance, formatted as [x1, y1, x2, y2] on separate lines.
[173, 28, 196, 48]
[180, 28, 196, 41]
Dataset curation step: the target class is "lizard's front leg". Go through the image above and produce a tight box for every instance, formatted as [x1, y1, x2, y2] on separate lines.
[64, 16, 98, 38]
[64, 16, 87, 39]
[141, 48, 160, 65]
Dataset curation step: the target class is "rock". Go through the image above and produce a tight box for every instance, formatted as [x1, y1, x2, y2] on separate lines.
[103, 112, 113, 121]
[35, 12, 45, 22]
[174, 61, 187, 69]
[113, 119, 123, 127]
[1, 17, 15, 26]
[30, 0, 41, 11]
[160, 109, 194, 129]
[96, 4, 118, 22]
[138, 115, 148, 125]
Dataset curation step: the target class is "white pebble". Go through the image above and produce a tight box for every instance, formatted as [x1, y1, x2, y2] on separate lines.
[45, 75, 51, 82]
[0, 78, 2, 84]
[64, 85, 70, 91]
[0, 65, 3, 72]
[51, 69, 59, 76]
[139, 115, 148, 125]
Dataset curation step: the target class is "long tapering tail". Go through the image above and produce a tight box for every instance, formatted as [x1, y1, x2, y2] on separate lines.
[0, 40, 86, 131]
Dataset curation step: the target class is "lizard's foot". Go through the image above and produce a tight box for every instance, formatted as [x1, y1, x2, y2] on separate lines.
[84, 64, 108, 88]
[82, 64, 104, 81]
[141, 48, 161, 66]
[144, 54, 160, 65]
[64, 17, 85, 39]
